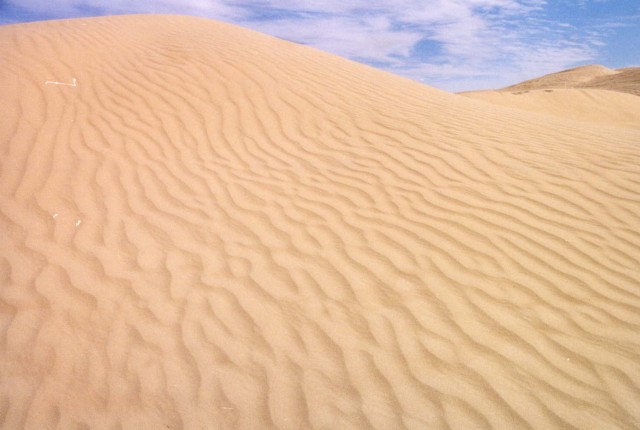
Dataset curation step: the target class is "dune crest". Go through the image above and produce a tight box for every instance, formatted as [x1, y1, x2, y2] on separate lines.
[1, 15, 640, 429]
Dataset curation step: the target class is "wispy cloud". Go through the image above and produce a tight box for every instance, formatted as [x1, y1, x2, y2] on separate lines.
[2, 0, 636, 91]
[230, 0, 606, 90]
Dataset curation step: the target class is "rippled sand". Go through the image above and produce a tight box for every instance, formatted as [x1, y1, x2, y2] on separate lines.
[1, 15, 639, 430]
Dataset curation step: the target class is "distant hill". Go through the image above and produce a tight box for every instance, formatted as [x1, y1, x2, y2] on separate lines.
[502, 64, 640, 96]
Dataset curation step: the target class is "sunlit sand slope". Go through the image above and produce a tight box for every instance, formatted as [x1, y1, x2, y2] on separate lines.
[1, 15, 640, 430]
[461, 88, 640, 128]
[503, 64, 640, 96]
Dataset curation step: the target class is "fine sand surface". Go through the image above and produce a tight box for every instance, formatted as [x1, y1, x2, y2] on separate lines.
[462, 64, 640, 128]
[1, 15, 640, 430]
[461, 88, 640, 129]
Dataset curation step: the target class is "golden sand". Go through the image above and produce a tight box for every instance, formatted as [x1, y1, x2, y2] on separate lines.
[1, 15, 639, 429]
[462, 88, 640, 128]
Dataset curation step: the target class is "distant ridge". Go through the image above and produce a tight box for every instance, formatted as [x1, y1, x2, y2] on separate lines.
[503, 64, 640, 96]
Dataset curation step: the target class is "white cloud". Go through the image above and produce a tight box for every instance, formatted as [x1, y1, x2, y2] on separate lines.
[228, 0, 603, 90]
[242, 15, 424, 62]
[11, 0, 241, 20]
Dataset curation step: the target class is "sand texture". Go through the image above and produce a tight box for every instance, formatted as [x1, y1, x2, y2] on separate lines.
[461, 88, 640, 129]
[1, 15, 640, 430]
[502, 64, 640, 96]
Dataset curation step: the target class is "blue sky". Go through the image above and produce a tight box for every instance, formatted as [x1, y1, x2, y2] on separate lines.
[1, 0, 638, 91]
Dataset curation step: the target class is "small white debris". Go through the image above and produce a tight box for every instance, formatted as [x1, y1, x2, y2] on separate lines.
[75, 219, 81, 227]
[221, 407, 234, 410]
[52, 213, 58, 219]
[566, 358, 571, 361]
[45, 78, 77, 87]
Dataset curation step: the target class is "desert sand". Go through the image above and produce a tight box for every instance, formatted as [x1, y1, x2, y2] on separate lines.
[500, 64, 640, 96]
[462, 65, 640, 128]
[1, 14, 639, 430]
[461, 88, 640, 128]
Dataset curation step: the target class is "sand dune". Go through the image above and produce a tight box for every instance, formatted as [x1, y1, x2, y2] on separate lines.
[583, 67, 640, 96]
[501, 64, 640, 96]
[461, 88, 640, 128]
[1, 14, 640, 430]
[462, 64, 640, 129]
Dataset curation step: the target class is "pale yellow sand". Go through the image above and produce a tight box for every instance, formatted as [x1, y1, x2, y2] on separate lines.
[461, 88, 640, 129]
[1, 15, 640, 430]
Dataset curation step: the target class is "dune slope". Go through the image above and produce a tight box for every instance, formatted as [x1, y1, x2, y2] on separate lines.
[461, 88, 640, 128]
[1, 15, 640, 430]
[502, 64, 640, 96]
[585, 67, 640, 96]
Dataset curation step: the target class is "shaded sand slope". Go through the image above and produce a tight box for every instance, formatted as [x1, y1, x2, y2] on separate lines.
[585, 67, 640, 96]
[502, 64, 640, 96]
[461, 88, 640, 129]
[1, 15, 640, 430]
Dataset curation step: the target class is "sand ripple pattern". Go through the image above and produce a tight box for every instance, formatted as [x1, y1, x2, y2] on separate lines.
[1, 15, 640, 430]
